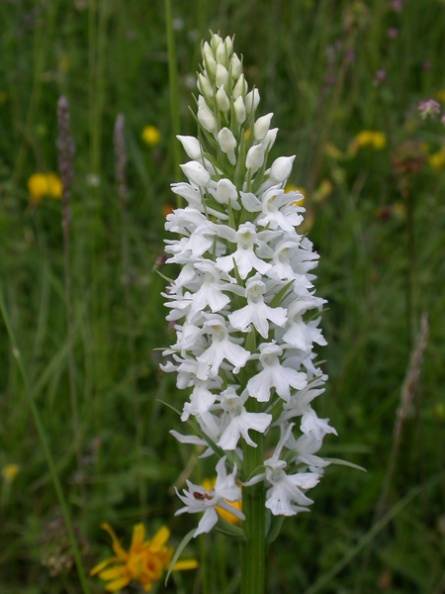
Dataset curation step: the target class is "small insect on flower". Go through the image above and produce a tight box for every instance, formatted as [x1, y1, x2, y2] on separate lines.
[193, 490, 214, 500]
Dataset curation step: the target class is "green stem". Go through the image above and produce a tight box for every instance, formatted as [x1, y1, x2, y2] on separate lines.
[241, 418, 266, 594]
[405, 189, 416, 348]
[165, 0, 182, 196]
[0, 291, 91, 594]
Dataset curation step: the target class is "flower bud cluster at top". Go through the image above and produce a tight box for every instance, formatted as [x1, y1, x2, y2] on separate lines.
[162, 33, 336, 537]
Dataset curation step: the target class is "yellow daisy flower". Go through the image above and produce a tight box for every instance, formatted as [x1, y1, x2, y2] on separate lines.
[436, 90, 445, 103]
[142, 125, 161, 147]
[27, 172, 63, 205]
[354, 131, 387, 150]
[2, 464, 20, 484]
[90, 522, 197, 592]
[428, 148, 445, 171]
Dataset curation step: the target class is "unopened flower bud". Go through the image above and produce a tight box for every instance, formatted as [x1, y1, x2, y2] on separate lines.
[198, 73, 214, 98]
[254, 113, 274, 141]
[218, 128, 237, 164]
[233, 74, 246, 99]
[215, 178, 238, 206]
[215, 43, 226, 65]
[180, 161, 211, 186]
[230, 53, 242, 80]
[234, 96, 246, 124]
[197, 96, 217, 133]
[202, 42, 217, 76]
[211, 33, 223, 52]
[177, 135, 203, 160]
[261, 128, 278, 151]
[216, 86, 231, 112]
[224, 36, 233, 57]
[215, 64, 229, 88]
[269, 155, 296, 183]
[245, 89, 260, 115]
[246, 144, 265, 174]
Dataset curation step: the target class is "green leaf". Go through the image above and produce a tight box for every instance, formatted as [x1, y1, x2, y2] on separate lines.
[165, 528, 196, 585]
[266, 514, 284, 546]
[269, 280, 294, 308]
[157, 399, 182, 417]
[324, 457, 367, 472]
[244, 327, 257, 353]
[214, 516, 246, 540]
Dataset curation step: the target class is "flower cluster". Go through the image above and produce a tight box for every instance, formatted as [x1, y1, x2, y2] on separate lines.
[162, 33, 336, 535]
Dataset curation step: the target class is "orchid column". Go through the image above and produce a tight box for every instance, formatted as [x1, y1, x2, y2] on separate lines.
[162, 33, 336, 594]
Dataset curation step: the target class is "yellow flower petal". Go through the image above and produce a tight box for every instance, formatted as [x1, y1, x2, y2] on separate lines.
[150, 525, 170, 548]
[89, 556, 117, 576]
[216, 499, 243, 524]
[99, 565, 128, 581]
[130, 523, 146, 550]
[101, 523, 128, 560]
[46, 172, 63, 198]
[202, 476, 242, 524]
[104, 577, 131, 592]
[28, 173, 48, 203]
[354, 130, 386, 150]
[173, 559, 199, 571]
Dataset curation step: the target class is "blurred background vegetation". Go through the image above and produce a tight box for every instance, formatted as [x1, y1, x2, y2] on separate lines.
[0, 0, 444, 592]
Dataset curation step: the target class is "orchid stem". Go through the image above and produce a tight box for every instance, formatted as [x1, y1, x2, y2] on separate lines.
[241, 410, 266, 594]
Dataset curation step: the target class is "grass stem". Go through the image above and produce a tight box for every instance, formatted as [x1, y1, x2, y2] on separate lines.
[165, 0, 182, 197]
[0, 291, 92, 594]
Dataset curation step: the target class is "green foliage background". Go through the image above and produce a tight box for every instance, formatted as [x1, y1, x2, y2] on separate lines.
[0, 0, 444, 592]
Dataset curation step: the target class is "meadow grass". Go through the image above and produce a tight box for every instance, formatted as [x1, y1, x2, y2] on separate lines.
[0, 1, 444, 592]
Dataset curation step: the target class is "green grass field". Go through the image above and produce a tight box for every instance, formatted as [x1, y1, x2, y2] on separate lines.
[1, 0, 444, 592]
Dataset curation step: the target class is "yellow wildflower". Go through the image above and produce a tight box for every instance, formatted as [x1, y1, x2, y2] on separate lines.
[313, 178, 333, 203]
[27, 172, 63, 205]
[90, 523, 197, 592]
[392, 201, 407, 219]
[436, 90, 445, 103]
[324, 142, 343, 160]
[58, 55, 71, 72]
[434, 403, 445, 419]
[354, 131, 387, 150]
[285, 184, 305, 207]
[428, 148, 445, 171]
[202, 478, 242, 525]
[142, 125, 161, 147]
[2, 464, 20, 484]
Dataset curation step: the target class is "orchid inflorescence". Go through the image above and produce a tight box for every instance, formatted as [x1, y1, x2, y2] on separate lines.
[162, 32, 336, 538]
